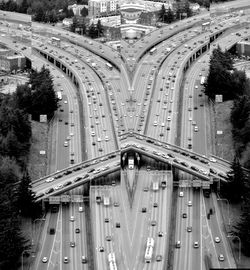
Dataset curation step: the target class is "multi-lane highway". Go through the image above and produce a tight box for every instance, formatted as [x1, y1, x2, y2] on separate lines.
[1, 2, 250, 269]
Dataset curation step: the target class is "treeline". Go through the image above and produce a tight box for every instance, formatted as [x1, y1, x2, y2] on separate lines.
[206, 47, 250, 255]
[0, 67, 57, 268]
[158, 2, 193, 24]
[0, 0, 88, 23]
[71, 17, 104, 39]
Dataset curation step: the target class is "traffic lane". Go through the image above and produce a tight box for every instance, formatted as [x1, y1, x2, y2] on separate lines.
[36, 211, 59, 270]
[62, 204, 70, 270]
[191, 189, 202, 270]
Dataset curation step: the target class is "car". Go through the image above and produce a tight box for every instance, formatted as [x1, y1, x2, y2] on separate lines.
[70, 241, 75, 247]
[153, 203, 158, 207]
[195, 85, 198, 89]
[114, 202, 119, 207]
[142, 207, 147, 213]
[182, 213, 187, 218]
[116, 222, 120, 228]
[63, 257, 69, 263]
[158, 231, 164, 237]
[79, 206, 83, 212]
[64, 100, 68, 104]
[151, 220, 157, 226]
[156, 255, 162, 261]
[45, 188, 54, 194]
[70, 216, 75, 222]
[176, 241, 181, 248]
[218, 254, 224, 261]
[45, 177, 54, 183]
[194, 126, 198, 132]
[42, 257, 48, 263]
[64, 141, 69, 147]
[105, 235, 112, 241]
[81, 256, 87, 263]
[215, 237, 221, 243]
[75, 228, 80, 233]
[188, 201, 192, 206]
[193, 241, 199, 248]
[179, 191, 184, 197]
[210, 168, 217, 174]
[99, 246, 104, 252]
[187, 226, 192, 232]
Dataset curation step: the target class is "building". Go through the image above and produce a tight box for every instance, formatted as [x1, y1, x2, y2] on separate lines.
[88, 0, 119, 18]
[236, 40, 250, 58]
[0, 54, 26, 72]
[68, 4, 88, 16]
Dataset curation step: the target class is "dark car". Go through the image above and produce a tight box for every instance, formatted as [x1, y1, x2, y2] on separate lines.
[182, 213, 187, 218]
[210, 168, 217, 174]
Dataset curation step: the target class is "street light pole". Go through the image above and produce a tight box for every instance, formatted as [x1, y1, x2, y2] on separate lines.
[227, 234, 241, 262]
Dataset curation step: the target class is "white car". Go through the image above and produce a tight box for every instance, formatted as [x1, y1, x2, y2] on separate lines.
[64, 100, 68, 104]
[209, 157, 217, 163]
[42, 257, 48, 263]
[64, 141, 69, 147]
[79, 206, 83, 212]
[45, 177, 54, 183]
[70, 216, 75, 222]
[218, 254, 224, 261]
[188, 201, 192, 206]
[179, 191, 184, 197]
[215, 237, 220, 243]
[194, 126, 198, 132]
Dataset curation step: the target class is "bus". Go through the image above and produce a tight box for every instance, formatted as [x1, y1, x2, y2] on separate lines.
[145, 246, 153, 263]
[103, 196, 110, 206]
[146, 237, 154, 248]
[109, 262, 118, 270]
[106, 62, 113, 70]
[152, 181, 159, 191]
[149, 47, 157, 55]
[200, 76, 206, 85]
[108, 252, 116, 263]
[57, 91, 62, 100]
[128, 156, 134, 169]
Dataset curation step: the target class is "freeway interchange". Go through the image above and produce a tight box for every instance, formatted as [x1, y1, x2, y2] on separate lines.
[1, 2, 250, 269]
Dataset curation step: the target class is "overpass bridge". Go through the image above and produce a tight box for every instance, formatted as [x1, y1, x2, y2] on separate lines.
[33, 131, 239, 201]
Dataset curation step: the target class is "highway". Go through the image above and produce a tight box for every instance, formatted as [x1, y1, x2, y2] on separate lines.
[1, 3, 250, 269]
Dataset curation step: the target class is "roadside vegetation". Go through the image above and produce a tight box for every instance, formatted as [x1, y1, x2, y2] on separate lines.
[0, 67, 57, 268]
[205, 47, 250, 255]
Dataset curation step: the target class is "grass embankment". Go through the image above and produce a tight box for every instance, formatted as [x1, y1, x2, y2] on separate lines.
[213, 101, 250, 268]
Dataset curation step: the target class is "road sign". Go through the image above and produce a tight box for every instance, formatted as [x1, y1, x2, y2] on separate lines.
[60, 195, 70, 202]
[179, 180, 192, 188]
[202, 181, 210, 189]
[193, 179, 201, 187]
[49, 196, 60, 204]
[71, 195, 83, 203]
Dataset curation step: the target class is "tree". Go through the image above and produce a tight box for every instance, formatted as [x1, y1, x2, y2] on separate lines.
[0, 156, 26, 269]
[17, 170, 41, 218]
[88, 23, 97, 38]
[71, 16, 78, 32]
[223, 155, 246, 202]
[81, 7, 88, 17]
[184, 1, 192, 17]
[67, 8, 75, 18]
[96, 19, 104, 37]
[165, 7, 175, 23]
[158, 4, 166, 22]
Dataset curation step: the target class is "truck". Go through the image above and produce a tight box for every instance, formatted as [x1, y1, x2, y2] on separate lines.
[152, 181, 159, 191]
[57, 91, 62, 100]
[103, 196, 110, 206]
[200, 76, 206, 85]
[128, 156, 134, 169]
[146, 237, 155, 248]
[108, 252, 116, 263]
[161, 180, 166, 189]
[96, 196, 102, 204]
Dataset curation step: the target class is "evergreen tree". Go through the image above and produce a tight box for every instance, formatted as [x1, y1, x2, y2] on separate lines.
[88, 23, 97, 38]
[96, 19, 104, 37]
[165, 7, 175, 24]
[81, 7, 88, 17]
[223, 155, 246, 202]
[17, 170, 40, 217]
[158, 4, 166, 22]
[71, 16, 78, 32]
